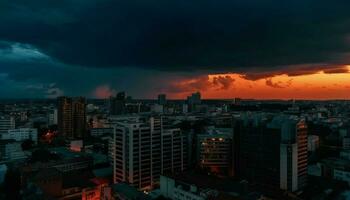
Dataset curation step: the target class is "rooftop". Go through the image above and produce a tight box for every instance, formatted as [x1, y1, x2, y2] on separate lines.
[165, 171, 247, 194]
[112, 183, 150, 200]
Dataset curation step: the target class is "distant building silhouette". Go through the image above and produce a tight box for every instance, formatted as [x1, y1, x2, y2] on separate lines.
[187, 92, 201, 112]
[157, 94, 167, 105]
[109, 92, 126, 115]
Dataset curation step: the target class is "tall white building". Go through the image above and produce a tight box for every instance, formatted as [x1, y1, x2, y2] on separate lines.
[0, 116, 15, 133]
[279, 119, 308, 192]
[1, 128, 38, 144]
[110, 116, 187, 190]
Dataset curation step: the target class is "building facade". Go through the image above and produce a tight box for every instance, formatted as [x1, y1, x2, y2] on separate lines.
[58, 97, 86, 139]
[2, 128, 38, 144]
[0, 139, 30, 161]
[235, 114, 308, 194]
[198, 128, 234, 176]
[0, 116, 15, 133]
[111, 116, 187, 190]
[279, 120, 308, 192]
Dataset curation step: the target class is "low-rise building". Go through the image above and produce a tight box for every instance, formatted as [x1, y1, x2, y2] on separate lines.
[2, 128, 38, 144]
[0, 116, 15, 133]
[160, 173, 249, 200]
[0, 139, 30, 162]
[33, 168, 108, 200]
[319, 157, 350, 184]
[110, 183, 150, 200]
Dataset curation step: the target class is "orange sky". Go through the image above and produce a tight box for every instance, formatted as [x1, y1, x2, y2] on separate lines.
[169, 66, 350, 100]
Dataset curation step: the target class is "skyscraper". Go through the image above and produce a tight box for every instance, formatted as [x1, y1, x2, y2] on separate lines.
[57, 97, 86, 139]
[237, 114, 281, 193]
[279, 120, 308, 192]
[110, 115, 187, 190]
[235, 114, 308, 195]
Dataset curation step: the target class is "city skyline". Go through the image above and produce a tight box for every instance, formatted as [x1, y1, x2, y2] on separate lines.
[1, 1, 350, 99]
[2, 1, 350, 199]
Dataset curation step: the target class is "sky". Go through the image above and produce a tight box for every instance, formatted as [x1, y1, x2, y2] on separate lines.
[0, 0, 350, 99]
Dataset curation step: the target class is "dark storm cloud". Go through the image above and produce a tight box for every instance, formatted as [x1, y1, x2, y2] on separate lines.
[1, 0, 350, 75]
[0, 43, 201, 98]
[0, 41, 12, 50]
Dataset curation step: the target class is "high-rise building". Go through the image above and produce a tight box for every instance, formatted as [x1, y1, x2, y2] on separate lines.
[57, 97, 86, 140]
[158, 94, 167, 105]
[109, 92, 126, 115]
[236, 115, 281, 192]
[234, 114, 308, 194]
[198, 128, 234, 176]
[110, 115, 187, 190]
[0, 116, 15, 134]
[162, 128, 187, 174]
[279, 120, 308, 192]
[72, 97, 86, 139]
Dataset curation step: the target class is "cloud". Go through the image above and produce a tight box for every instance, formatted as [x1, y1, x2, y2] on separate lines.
[47, 87, 64, 98]
[0, 0, 350, 76]
[93, 85, 116, 98]
[1, 1, 350, 98]
[167, 75, 235, 95]
[265, 78, 293, 89]
[212, 76, 235, 90]
[0, 41, 50, 62]
[240, 64, 350, 80]
[24, 82, 64, 98]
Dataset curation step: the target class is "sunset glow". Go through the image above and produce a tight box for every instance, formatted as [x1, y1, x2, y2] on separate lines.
[169, 69, 350, 100]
